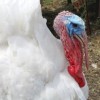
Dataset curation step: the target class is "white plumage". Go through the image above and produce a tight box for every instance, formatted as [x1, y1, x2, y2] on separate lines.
[0, 0, 88, 100]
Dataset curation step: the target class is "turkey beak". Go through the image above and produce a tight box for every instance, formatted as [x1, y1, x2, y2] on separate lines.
[74, 32, 89, 69]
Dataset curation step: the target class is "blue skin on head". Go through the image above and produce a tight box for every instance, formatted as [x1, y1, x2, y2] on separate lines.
[63, 14, 85, 36]
[66, 22, 85, 36]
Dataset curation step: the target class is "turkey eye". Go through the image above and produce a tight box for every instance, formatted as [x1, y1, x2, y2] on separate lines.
[72, 23, 78, 28]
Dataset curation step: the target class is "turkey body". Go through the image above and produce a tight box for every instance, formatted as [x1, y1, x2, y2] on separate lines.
[0, 0, 88, 100]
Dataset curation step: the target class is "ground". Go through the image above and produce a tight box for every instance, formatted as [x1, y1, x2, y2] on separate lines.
[42, 0, 100, 100]
[86, 34, 100, 100]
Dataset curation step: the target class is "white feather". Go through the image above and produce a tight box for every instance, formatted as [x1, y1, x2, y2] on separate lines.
[0, 0, 88, 100]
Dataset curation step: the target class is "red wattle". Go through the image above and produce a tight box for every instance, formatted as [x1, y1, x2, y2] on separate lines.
[60, 31, 85, 87]
[68, 65, 85, 87]
[53, 17, 86, 88]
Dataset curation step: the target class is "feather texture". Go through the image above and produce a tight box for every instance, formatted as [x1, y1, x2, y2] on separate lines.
[0, 0, 88, 100]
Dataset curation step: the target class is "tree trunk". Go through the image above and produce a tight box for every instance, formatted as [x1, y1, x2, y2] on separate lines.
[40, 0, 43, 5]
[98, 0, 100, 18]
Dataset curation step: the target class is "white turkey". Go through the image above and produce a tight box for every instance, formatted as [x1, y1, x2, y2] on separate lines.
[0, 0, 89, 100]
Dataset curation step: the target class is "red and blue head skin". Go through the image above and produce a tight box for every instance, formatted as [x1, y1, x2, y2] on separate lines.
[53, 11, 89, 87]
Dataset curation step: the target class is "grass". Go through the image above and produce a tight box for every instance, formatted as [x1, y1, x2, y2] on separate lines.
[43, 0, 53, 4]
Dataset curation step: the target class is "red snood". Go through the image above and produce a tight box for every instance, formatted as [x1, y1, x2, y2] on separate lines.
[60, 28, 85, 87]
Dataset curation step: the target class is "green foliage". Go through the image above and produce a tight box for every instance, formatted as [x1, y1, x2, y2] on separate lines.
[43, 0, 53, 4]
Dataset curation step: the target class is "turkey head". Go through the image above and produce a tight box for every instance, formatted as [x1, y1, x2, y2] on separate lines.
[53, 11, 89, 87]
